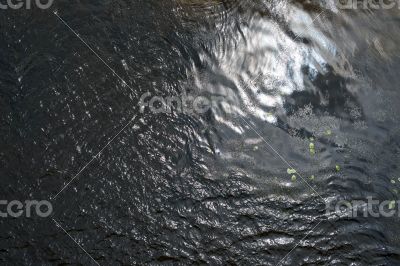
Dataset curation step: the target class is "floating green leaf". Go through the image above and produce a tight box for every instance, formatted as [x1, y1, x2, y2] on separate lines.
[287, 168, 296, 174]
[389, 200, 396, 210]
[336, 165, 341, 172]
[325, 129, 332, 136]
[291, 175, 297, 181]
[310, 175, 315, 180]
[309, 142, 315, 155]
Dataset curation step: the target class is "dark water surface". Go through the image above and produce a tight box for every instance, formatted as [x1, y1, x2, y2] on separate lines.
[1, 0, 400, 265]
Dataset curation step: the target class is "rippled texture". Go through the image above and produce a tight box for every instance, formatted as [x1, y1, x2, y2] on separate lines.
[1, 0, 400, 265]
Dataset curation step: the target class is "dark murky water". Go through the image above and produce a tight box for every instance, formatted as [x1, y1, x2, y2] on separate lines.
[1, 0, 400, 265]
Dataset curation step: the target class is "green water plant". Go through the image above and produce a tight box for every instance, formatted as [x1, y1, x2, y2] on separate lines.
[287, 168, 296, 175]
[389, 200, 396, 210]
[309, 142, 315, 155]
[325, 129, 332, 136]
